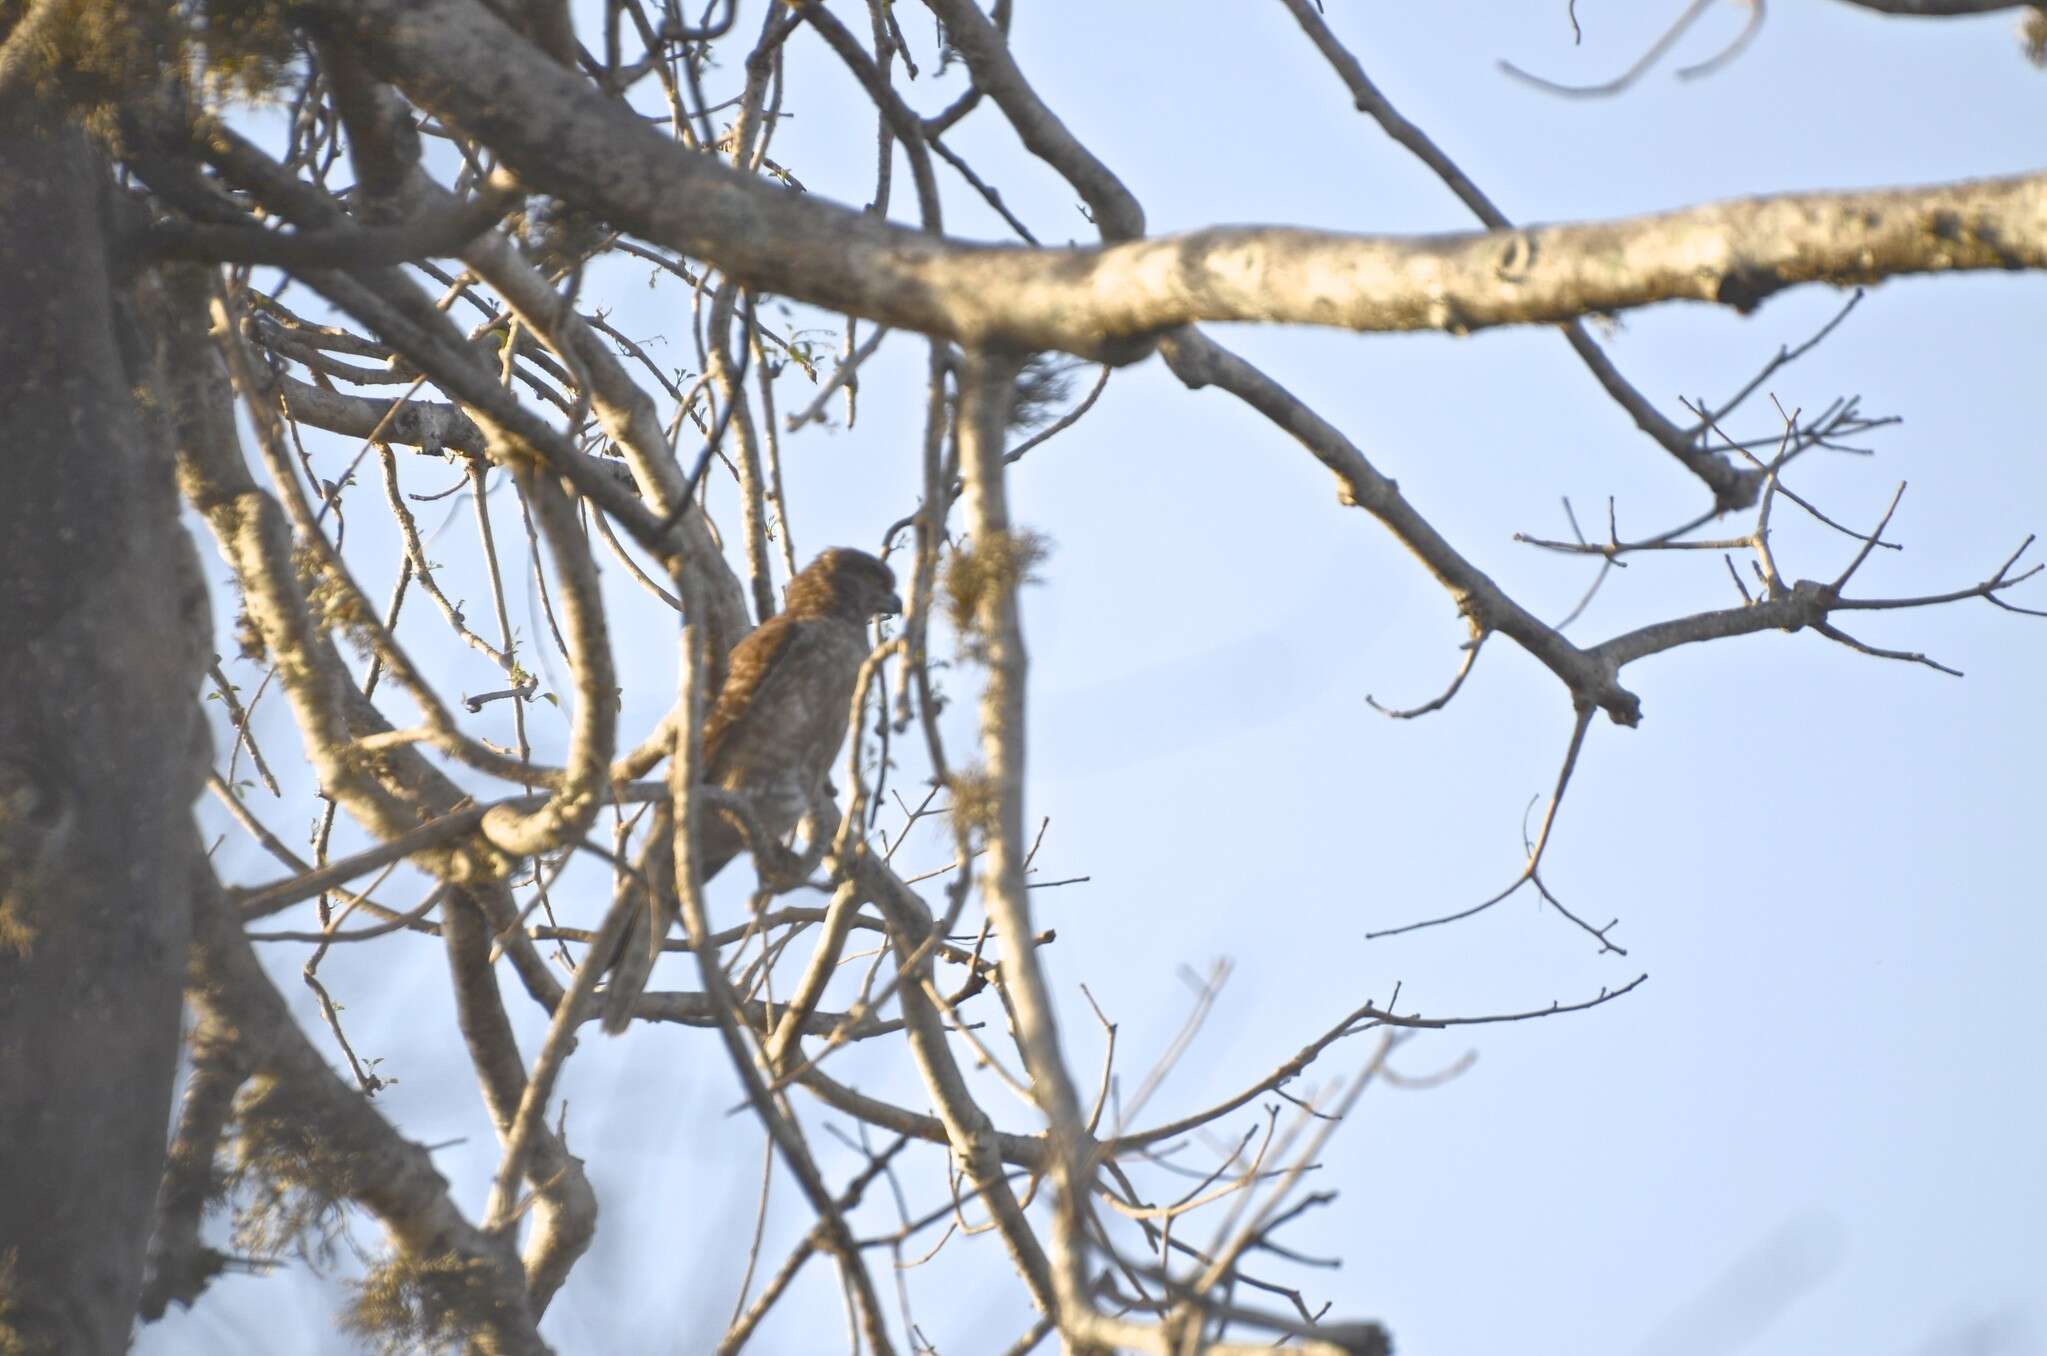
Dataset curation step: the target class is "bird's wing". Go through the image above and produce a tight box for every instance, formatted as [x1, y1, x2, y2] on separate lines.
[705, 613, 875, 790]
[704, 614, 798, 774]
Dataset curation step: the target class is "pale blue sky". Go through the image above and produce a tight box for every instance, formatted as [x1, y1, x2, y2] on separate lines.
[146, 3, 2045, 1353]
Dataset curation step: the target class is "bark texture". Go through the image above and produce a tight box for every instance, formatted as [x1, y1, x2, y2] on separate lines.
[0, 100, 211, 1355]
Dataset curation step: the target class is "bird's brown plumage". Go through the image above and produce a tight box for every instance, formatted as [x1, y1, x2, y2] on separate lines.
[696, 548, 901, 876]
[601, 548, 898, 1033]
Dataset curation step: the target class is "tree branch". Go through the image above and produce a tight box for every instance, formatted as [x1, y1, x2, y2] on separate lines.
[298, 0, 2047, 355]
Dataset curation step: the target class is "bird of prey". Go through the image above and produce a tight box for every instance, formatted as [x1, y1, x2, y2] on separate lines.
[693, 546, 902, 881]
[601, 547, 900, 1032]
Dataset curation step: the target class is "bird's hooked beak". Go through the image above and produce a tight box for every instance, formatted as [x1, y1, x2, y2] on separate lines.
[881, 589, 904, 617]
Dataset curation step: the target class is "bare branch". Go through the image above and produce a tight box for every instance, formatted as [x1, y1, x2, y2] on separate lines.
[297, 0, 2047, 354]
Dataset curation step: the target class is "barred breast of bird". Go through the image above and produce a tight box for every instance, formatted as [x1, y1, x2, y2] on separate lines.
[777, 619, 870, 783]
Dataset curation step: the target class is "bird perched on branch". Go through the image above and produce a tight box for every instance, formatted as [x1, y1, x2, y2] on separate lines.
[695, 545, 901, 878]
[601, 547, 900, 1032]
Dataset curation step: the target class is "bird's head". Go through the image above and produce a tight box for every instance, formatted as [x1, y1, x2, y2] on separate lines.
[786, 547, 902, 621]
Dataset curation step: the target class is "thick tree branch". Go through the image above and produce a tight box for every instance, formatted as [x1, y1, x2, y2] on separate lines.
[0, 111, 209, 1356]
[297, 0, 2047, 354]
[1829, 0, 2029, 13]
[954, 350, 1158, 1353]
[185, 863, 548, 1355]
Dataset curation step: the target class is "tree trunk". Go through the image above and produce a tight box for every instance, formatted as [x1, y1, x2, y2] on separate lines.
[0, 95, 211, 1355]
